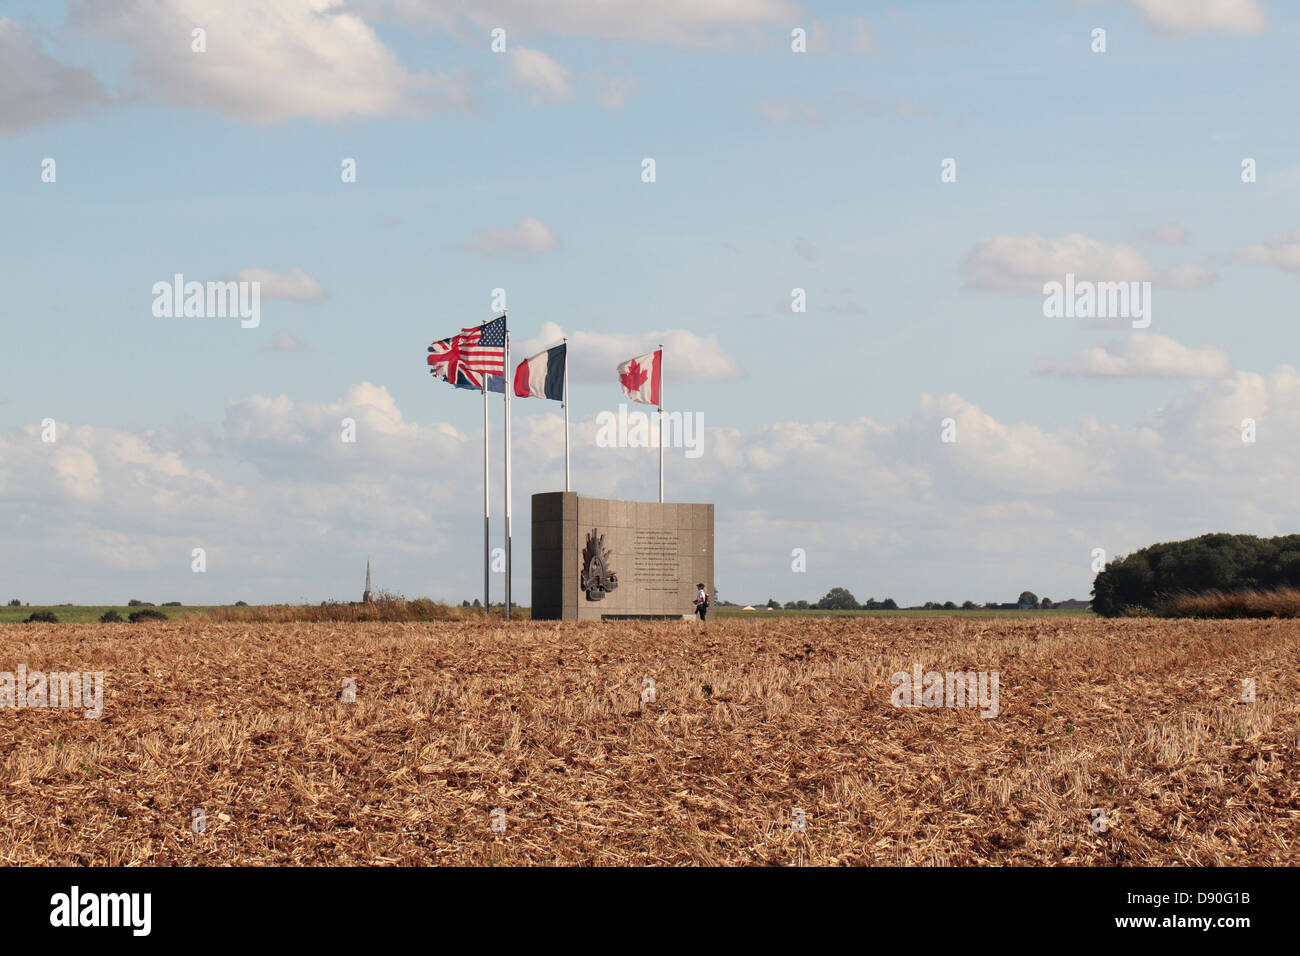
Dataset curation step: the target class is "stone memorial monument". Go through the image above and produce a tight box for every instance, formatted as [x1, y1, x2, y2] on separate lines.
[531, 492, 714, 620]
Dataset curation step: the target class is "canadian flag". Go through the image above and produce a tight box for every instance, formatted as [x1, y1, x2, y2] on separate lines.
[617, 349, 661, 406]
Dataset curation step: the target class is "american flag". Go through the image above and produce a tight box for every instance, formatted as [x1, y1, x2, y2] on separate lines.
[427, 315, 506, 390]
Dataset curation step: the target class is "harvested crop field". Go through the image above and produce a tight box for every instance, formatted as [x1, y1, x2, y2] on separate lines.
[1, 617, 1297, 866]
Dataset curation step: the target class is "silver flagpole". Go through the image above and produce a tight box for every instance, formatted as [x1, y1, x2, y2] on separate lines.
[658, 344, 664, 504]
[504, 320, 512, 621]
[563, 338, 570, 493]
[483, 368, 490, 614]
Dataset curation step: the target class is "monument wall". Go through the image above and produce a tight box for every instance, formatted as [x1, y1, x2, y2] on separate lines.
[531, 492, 714, 621]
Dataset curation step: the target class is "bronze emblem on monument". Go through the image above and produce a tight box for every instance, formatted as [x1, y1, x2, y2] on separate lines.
[581, 528, 619, 601]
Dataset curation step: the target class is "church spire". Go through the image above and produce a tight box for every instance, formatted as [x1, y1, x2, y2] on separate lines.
[363, 559, 374, 604]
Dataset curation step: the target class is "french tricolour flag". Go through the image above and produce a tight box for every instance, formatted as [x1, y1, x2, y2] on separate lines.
[513, 342, 566, 401]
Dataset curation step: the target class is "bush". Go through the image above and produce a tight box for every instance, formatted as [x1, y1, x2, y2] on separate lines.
[1092, 533, 1300, 616]
[7, 599, 20, 607]
[162, 601, 181, 607]
[24, 610, 58, 623]
[100, 610, 124, 623]
[204, 597, 471, 623]
[235, 600, 249, 607]
[128, 609, 168, 623]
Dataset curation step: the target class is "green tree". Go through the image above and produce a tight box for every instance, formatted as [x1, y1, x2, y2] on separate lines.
[1018, 591, 1039, 608]
[816, 587, 859, 610]
[1088, 533, 1300, 616]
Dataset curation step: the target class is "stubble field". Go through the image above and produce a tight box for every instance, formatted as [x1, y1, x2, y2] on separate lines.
[1, 617, 1296, 865]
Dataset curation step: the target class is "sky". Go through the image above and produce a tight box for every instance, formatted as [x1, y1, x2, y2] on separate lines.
[2, 0, 1299, 607]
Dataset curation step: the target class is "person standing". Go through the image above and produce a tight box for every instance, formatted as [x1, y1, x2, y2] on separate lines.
[693, 582, 709, 622]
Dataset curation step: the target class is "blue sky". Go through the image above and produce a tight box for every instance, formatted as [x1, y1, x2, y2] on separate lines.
[3, 0, 1299, 607]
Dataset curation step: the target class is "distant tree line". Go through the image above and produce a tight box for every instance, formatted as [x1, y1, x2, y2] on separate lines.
[751, 587, 1078, 611]
[1092, 533, 1300, 616]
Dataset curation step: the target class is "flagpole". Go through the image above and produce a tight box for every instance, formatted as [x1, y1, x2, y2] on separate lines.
[483, 373, 490, 614]
[503, 320, 512, 621]
[658, 344, 664, 504]
[563, 337, 570, 493]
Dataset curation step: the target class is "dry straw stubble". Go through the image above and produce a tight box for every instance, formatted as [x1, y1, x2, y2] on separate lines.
[0, 617, 1296, 865]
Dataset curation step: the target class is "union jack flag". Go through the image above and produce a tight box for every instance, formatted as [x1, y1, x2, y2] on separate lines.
[427, 315, 506, 390]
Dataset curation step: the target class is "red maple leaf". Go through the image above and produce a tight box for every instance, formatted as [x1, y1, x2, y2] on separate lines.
[620, 359, 648, 393]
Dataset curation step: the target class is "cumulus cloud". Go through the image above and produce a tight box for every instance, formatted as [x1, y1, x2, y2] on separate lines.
[1034, 333, 1234, 379]
[515, 322, 745, 384]
[231, 267, 326, 301]
[1234, 228, 1300, 272]
[382, 0, 798, 45]
[4, 367, 1296, 606]
[962, 233, 1218, 292]
[1128, 0, 1267, 35]
[508, 47, 572, 103]
[0, 18, 109, 134]
[459, 217, 560, 261]
[74, 0, 471, 125]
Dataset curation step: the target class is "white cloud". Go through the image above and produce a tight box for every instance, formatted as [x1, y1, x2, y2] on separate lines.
[382, 0, 798, 45]
[232, 267, 326, 301]
[6, 366, 1296, 606]
[508, 47, 571, 103]
[75, 0, 471, 125]
[515, 322, 745, 384]
[1034, 333, 1234, 379]
[0, 18, 108, 135]
[52, 446, 101, 503]
[963, 233, 1217, 292]
[459, 217, 560, 261]
[1234, 228, 1300, 272]
[1129, 0, 1267, 35]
